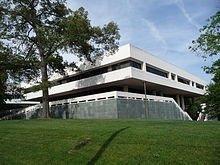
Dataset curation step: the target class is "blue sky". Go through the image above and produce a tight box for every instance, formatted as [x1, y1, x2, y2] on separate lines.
[66, 0, 219, 83]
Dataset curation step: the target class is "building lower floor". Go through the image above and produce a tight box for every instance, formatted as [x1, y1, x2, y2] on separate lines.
[24, 91, 191, 120]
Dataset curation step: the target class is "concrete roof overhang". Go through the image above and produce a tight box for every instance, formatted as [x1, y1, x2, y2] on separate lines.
[28, 78, 202, 102]
[4, 101, 40, 110]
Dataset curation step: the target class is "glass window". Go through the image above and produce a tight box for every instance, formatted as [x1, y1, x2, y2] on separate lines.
[171, 74, 175, 80]
[26, 59, 143, 92]
[146, 64, 168, 78]
[177, 76, 190, 85]
[196, 83, 204, 89]
[130, 61, 142, 69]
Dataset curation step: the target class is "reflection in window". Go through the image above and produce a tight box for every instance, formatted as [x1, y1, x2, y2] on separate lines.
[196, 83, 204, 89]
[146, 64, 168, 78]
[112, 60, 141, 70]
[177, 76, 190, 85]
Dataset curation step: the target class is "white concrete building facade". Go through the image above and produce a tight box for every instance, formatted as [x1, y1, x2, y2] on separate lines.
[24, 44, 206, 120]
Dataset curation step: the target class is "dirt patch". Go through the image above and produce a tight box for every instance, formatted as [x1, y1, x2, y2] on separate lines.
[68, 138, 91, 154]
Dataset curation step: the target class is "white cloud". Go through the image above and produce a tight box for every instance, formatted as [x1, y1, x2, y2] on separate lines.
[142, 18, 167, 50]
[64, 0, 214, 82]
[174, 0, 200, 29]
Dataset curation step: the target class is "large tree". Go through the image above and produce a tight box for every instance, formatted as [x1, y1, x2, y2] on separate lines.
[190, 11, 220, 120]
[0, 0, 120, 117]
[0, 12, 38, 110]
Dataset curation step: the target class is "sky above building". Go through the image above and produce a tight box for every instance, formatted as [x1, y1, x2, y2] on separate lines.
[66, 0, 219, 83]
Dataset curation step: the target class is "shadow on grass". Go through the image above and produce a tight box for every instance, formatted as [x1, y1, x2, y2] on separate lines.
[87, 126, 130, 165]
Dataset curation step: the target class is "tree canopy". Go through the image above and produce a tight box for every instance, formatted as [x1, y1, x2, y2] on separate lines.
[0, 0, 120, 117]
[190, 11, 220, 120]
[190, 11, 220, 58]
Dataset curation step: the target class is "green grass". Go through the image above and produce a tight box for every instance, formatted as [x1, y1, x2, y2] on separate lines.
[0, 119, 219, 164]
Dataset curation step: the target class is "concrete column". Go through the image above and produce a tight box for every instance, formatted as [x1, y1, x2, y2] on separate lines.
[62, 111, 66, 119]
[181, 95, 185, 111]
[175, 75, 178, 82]
[143, 81, 147, 96]
[143, 81, 148, 118]
[176, 95, 180, 106]
[168, 72, 172, 80]
[189, 81, 192, 86]
[189, 97, 193, 104]
[142, 63, 146, 71]
[123, 86, 128, 92]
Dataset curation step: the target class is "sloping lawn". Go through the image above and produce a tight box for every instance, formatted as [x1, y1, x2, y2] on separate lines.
[0, 119, 219, 164]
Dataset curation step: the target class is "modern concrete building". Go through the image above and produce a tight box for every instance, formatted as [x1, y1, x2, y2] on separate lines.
[24, 44, 206, 120]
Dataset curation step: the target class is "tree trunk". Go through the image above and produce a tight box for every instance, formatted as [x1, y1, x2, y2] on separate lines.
[41, 56, 49, 118]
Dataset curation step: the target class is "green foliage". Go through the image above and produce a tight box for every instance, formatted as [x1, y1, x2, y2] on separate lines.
[187, 99, 203, 120]
[202, 59, 220, 118]
[0, 0, 120, 116]
[0, 44, 39, 109]
[0, 120, 219, 164]
[190, 11, 220, 58]
[204, 59, 220, 82]
[204, 75, 220, 120]
[190, 11, 220, 120]
[0, 0, 120, 76]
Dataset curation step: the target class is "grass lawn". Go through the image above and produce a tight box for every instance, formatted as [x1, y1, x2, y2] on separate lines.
[0, 119, 219, 164]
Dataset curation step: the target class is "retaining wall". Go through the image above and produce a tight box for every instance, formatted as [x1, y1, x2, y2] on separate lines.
[49, 98, 191, 120]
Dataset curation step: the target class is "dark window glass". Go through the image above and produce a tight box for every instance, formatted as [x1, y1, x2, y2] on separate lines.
[171, 74, 175, 80]
[196, 83, 204, 89]
[112, 61, 129, 70]
[130, 61, 142, 69]
[59, 60, 141, 84]
[177, 77, 190, 85]
[56, 66, 109, 85]
[146, 65, 168, 78]
[112, 60, 141, 70]
[25, 60, 142, 92]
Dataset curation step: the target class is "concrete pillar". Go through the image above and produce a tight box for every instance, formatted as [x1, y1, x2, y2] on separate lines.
[176, 95, 180, 106]
[123, 86, 128, 92]
[143, 81, 147, 97]
[181, 95, 185, 111]
[168, 72, 172, 80]
[175, 75, 178, 82]
[189, 81, 192, 86]
[142, 63, 146, 71]
[62, 111, 66, 119]
[143, 81, 148, 118]
[189, 97, 193, 104]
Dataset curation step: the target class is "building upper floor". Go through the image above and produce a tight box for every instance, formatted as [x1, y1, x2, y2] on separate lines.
[25, 44, 206, 100]
[101, 44, 206, 88]
[44, 44, 205, 89]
